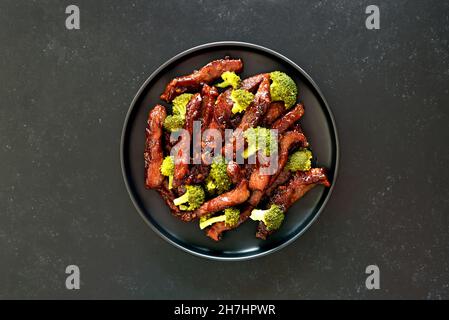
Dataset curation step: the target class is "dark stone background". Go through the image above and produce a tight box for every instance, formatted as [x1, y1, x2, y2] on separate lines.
[0, 0, 448, 299]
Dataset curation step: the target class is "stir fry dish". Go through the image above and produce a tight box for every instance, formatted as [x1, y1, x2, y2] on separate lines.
[144, 57, 330, 241]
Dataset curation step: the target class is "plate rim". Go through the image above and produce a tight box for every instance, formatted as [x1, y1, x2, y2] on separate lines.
[120, 41, 340, 261]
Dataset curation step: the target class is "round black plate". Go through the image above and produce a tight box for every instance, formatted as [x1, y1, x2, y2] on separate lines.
[121, 42, 339, 260]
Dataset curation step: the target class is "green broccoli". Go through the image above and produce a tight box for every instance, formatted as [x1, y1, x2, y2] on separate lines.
[163, 93, 193, 132]
[199, 207, 240, 229]
[160, 156, 175, 189]
[173, 185, 205, 211]
[216, 71, 241, 89]
[231, 89, 254, 114]
[243, 127, 278, 158]
[172, 93, 193, 117]
[270, 71, 297, 109]
[205, 176, 217, 194]
[250, 204, 285, 231]
[205, 157, 232, 195]
[163, 114, 184, 132]
[285, 148, 312, 172]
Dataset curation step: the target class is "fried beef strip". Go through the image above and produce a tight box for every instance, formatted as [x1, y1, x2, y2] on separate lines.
[200, 84, 219, 131]
[144, 105, 166, 189]
[214, 89, 233, 129]
[172, 133, 190, 188]
[226, 161, 243, 184]
[256, 168, 330, 239]
[206, 201, 256, 241]
[238, 74, 271, 132]
[271, 103, 305, 133]
[185, 93, 202, 136]
[184, 164, 210, 185]
[264, 169, 292, 197]
[157, 180, 181, 217]
[160, 58, 243, 102]
[263, 101, 286, 126]
[240, 73, 268, 92]
[181, 179, 250, 221]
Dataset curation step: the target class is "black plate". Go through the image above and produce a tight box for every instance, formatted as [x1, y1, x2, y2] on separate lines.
[121, 42, 339, 260]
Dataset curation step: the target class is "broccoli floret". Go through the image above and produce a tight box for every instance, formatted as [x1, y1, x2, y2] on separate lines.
[160, 156, 175, 189]
[243, 127, 278, 158]
[224, 207, 240, 226]
[163, 114, 184, 132]
[205, 157, 232, 195]
[270, 71, 297, 109]
[285, 148, 312, 172]
[173, 185, 205, 211]
[231, 89, 254, 114]
[172, 93, 193, 117]
[205, 176, 217, 194]
[250, 204, 285, 231]
[216, 71, 241, 89]
[199, 207, 240, 229]
[163, 93, 193, 132]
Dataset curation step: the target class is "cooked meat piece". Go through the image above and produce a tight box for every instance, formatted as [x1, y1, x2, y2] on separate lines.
[249, 166, 271, 191]
[271, 103, 305, 134]
[181, 179, 250, 221]
[157, 180, 181, 217]
[226, 161, 242, 184]
[172, 134, 190, 188]
[267, 130, 308, 185]
[206, 201, 256, 241]
[163, 131, 174, 155]
[238, 74, 271, 132]
[185, 93, 202, 136]
[206, 221, 229, 241]
[240, 73, 268, 92]
[263, 101, 286, 126]
[264, 169, 292, 197]
[256, 168, 330, 239]
[214, 89, 233, 129]
[184, 164, 210, 185]
[201, 118, 224, 164]
[144, 105, 166, 189]
[200, 84, 219, 131]
[230, 113, 243, 129]
[270, 168, 330, 210]
[160, 59, 243, 102]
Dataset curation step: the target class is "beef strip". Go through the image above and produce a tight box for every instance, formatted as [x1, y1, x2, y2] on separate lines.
[263, 101, 286, 126]
[226, 161, 243, 184]
[214, 89, 233, 129]
[271, 103, 305, 134]
[200, 84, 219, 132]
[160, 58, 243, 102]
[172, 134, 190, 188]
[238, 74, 271, 132]
[144, 105, 166, 189]
[205, 166, 263, 241]
[185, 93, 202, 136]
[184, 164, 210, 185]
[240, 73, 268, 92]
[181, 179, 250, 221]
[256, 168, 330, 239]
[157, 180, 181, 217]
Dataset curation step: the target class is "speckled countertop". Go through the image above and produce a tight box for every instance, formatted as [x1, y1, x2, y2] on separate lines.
[0, 0, 448, 299]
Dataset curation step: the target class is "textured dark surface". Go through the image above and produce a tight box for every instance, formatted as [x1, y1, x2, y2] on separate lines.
[0, 0, 448, 299]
